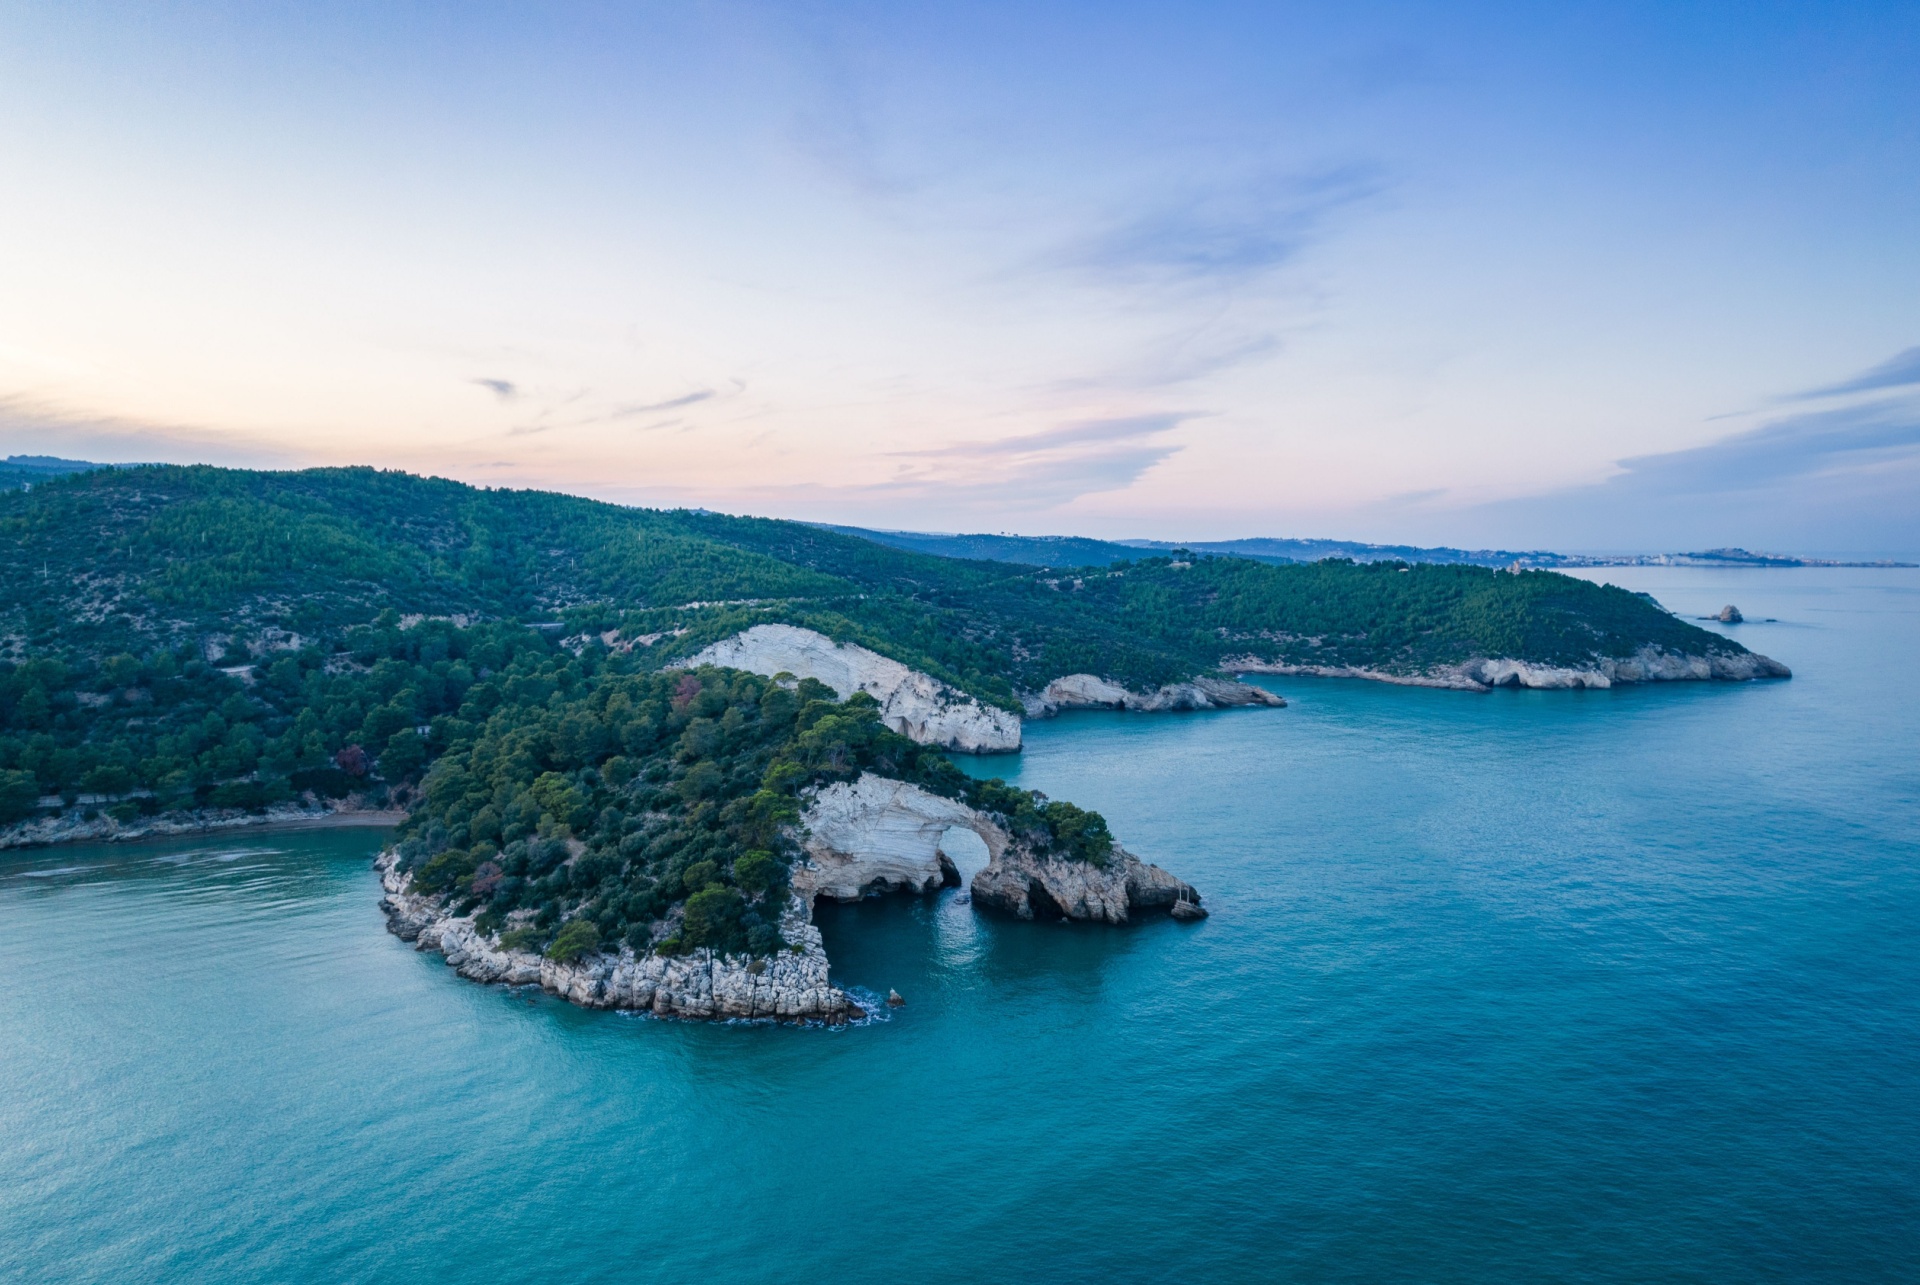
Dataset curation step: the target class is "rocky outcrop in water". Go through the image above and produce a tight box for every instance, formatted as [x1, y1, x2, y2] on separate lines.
[1024, 673, 1285, 717]
[1225, 644, 1790, 693]
[968, 844, 1199, 924]
[378, 772, 1205, 1019]
[681, 624, 1021, 753]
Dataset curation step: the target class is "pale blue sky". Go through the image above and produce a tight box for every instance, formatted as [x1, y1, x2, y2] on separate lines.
[1, 2, 1915, 552]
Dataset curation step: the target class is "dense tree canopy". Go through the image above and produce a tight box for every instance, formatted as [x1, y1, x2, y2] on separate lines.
[2, 465, 1750, 706]
[390, 656, 1113, 959]
[2, 464, 1748, 922]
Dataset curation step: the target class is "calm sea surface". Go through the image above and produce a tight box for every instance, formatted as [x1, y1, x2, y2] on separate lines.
[2, 567, 1916, 1283]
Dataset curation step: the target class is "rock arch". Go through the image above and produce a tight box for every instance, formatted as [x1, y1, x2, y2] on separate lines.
[791, 773, 1202, 926]
[791, 775, 1010, 903]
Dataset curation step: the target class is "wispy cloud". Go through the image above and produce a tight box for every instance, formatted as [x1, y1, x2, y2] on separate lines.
[898, 412, 1191, 460]
[472, 378, 518, 400]
[1782, 345, 1920, 401]
[1055, 164, 1383, 285]
[851, 411, 1198, 510]
[608, 390, 716, 418]
[1451, 395, 1920, 553]
[1609, 398, 1920, 495]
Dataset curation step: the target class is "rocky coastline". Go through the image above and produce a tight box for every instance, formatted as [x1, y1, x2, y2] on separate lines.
[380, 771, 1205, 1022]
[0, 798, 404, 851]
[379, 851, 860, 1021]
[1023, 672, 1285, 718]
[682, 623, 1285, 751]
[1224, 644, 1791, 693]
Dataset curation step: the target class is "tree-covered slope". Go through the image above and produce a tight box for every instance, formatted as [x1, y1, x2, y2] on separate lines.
[0, 464, 1767, 852]
[1, 464, 1751, 700]
[397, 660, 1111, 962]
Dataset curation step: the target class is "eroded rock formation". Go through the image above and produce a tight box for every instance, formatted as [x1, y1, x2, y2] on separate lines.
[794, 774, 1202, 926]
[791, 775, 999, 902]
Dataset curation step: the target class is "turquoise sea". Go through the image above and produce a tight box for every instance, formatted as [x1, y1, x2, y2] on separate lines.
[2, 567, 1916, 1283]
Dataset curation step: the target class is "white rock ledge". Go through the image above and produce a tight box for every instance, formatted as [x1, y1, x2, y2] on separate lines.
[681, 624, 1021, 753]
[1223, 645, 1791, 693]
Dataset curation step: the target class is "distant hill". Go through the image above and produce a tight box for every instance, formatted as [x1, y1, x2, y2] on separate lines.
[0, 455, 111, 491]
[818, 524, 1912, 570]
[816, 524, 1552, 568]
[809, 524, 1149, 567]
[1126, 536, 1555, 567]
[0, 465, 1747, 702]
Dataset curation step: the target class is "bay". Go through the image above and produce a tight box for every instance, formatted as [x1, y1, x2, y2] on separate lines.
[2, 567, 1916, 1283]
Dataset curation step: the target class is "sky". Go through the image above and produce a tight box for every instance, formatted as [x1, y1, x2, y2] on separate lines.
[1, 1, 1917, 555]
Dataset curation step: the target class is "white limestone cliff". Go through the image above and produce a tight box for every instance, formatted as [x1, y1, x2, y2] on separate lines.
[680, 624, 1021, 753]
[791, 774, 1001, 902]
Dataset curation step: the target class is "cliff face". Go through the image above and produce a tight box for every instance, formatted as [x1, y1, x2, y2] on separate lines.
[791, 775, 1004, 902]
[682, 624, 1022, 753]
[1025, 673, 1285, 717]
[1225, 644, 1791, 692]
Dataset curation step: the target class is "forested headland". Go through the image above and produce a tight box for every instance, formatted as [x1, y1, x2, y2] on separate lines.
[1, 464, 1754, 857]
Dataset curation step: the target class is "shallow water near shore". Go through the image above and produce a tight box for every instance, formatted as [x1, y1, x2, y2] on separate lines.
[3, 567, 1917, 1283]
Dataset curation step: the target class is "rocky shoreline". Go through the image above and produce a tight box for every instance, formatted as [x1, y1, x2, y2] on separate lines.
[680, 624, 1289, 754]
[380, 772, 1206, 1023]
[1023, 672, 1284, 717]
[379, 851, 860, 1021]
[0, 799, 405, 851]
[1225, 644, 1792, 693]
